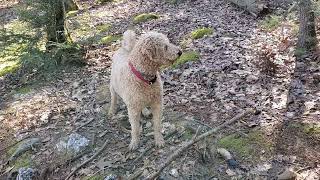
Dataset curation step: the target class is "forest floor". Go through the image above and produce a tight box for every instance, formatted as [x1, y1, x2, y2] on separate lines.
[0, 0, 320, 179]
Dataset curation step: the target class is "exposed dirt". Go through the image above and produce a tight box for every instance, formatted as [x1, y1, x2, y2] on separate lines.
[0, 0, 319, 179]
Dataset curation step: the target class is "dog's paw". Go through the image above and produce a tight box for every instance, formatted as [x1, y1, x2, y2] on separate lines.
[129, 140, 139, 151]
[155, 136, 165, 148]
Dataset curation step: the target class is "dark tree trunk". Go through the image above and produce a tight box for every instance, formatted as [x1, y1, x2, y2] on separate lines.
[47, 0, 78, 43]
[297, 0, 317, 51]
[227, 0, 268, 17]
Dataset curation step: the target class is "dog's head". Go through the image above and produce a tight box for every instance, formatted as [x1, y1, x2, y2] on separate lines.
[138, 32, 182, 66]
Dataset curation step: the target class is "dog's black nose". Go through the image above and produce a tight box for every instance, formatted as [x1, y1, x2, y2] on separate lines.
[178, 50, 182, 56]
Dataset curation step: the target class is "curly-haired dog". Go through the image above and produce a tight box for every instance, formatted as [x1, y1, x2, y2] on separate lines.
[109, 30, 182, 150]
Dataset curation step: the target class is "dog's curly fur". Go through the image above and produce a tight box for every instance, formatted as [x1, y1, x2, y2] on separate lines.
[109, 30, 181, 150]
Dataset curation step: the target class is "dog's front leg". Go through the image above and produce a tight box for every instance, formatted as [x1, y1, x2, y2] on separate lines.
[127, 106, 142, 151]
[108, 86, 118, 116]
[151, 102, 165, 148]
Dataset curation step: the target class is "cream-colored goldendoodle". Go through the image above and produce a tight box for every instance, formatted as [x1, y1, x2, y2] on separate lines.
[109, 30, 182, 150]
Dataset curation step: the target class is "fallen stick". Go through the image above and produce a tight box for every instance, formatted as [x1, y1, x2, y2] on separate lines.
[132, 129, 178, 164]
[65, 140, 109, 180]
[75, 118, 95, 131]
[147, 108, 255, 179]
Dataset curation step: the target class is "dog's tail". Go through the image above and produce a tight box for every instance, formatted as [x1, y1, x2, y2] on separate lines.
[122, 30, 136, 52]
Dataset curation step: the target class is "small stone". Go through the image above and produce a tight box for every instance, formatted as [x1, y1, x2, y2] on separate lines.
[246, 75, 259, 83]
[169, 168, 179, 178]
[181, 99, 188, 104]
[146, 122, 152, 128]
[40, 111, 51, 124]
[286, 112, 295, 118]
[142, 108, 152, 118]
[226, 168, 236, 176]
[72, 81, 81, 88]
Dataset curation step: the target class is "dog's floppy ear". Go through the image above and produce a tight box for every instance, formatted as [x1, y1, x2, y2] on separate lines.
[141, 37, 157, 60]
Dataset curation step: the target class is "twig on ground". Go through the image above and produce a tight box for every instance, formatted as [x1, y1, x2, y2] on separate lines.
[227, 126, 249, 137]
[75, 118, 95, 131]
[98, 129, 110, 138]
[191, 119, 212, 129]
[65, 140, 109, 180]
[147, 108, 255, 179]
[128, 167, 146, 180]
[131, 130, 178, 165]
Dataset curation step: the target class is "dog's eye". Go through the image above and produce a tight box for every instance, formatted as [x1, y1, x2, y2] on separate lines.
[164, 45, 168, 50]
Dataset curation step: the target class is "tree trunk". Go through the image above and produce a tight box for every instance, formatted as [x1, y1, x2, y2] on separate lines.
[227, 0, 268, 17]
[297, 0, 317, 51]
[47, 0, 78, 43]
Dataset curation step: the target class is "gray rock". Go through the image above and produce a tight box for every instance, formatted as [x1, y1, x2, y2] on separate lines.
[104, 174, 118, 180]
[56, 133, 89, 154]
[16, 167, 35, 180]
[169, 168, 179, 178]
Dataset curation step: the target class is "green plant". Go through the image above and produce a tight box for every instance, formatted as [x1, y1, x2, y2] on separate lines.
[191, 27, 213, 39]
[133, 13, 159, 23]
[260, 15, 281, 31]
[100, 35, 122, 45]
[295, 48, 307, 57]
[172, 51, 200, 68]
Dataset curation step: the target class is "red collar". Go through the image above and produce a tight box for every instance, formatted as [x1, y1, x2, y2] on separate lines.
[128, 62, 157, 85]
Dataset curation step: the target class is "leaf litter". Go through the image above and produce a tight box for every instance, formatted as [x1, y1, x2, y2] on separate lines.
[0, 0, 319, 179]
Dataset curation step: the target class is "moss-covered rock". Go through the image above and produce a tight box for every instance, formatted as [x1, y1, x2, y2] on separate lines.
[0, 62, 20, 77]
[191, 27, 213, 39]
[100, 35, 122, 45]
[66, 10, 78, 18]
[171, 51, 200, 68]
[303, 124, 320, 135]
[133, 13, 159, 23]
[218, 131, 273, 158]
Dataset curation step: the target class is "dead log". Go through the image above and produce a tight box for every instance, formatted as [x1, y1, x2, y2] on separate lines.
[227, 0, 268, 17]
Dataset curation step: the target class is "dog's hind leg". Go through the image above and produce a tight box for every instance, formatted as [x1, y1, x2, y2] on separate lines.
[127, 106, 142, 150]
[108, 85, 118, 116]
[151, 102, 165, 148]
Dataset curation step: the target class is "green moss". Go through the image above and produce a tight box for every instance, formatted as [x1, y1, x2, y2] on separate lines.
[95, 0, 114, 4]
[191, 27, 213, 39]
[171, 51, 200, 68]
[218, 134, 250, 157]
[7, 144, 33, 171]
[133, 13, 159, 23]
[100, 35, 122, 45]
[218, 131, 273, 158]
[260, 15, 281, 31]
[66, 10, 78, 18]
[303, 124, 320, 135]
[183, 129, 194, 140]
[0, 62, 20, 77]
[13, 153, 32, 170]
[295, 48, 307, 57]
[16, 86, 32, 94]
[96, 24, 111, 33]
